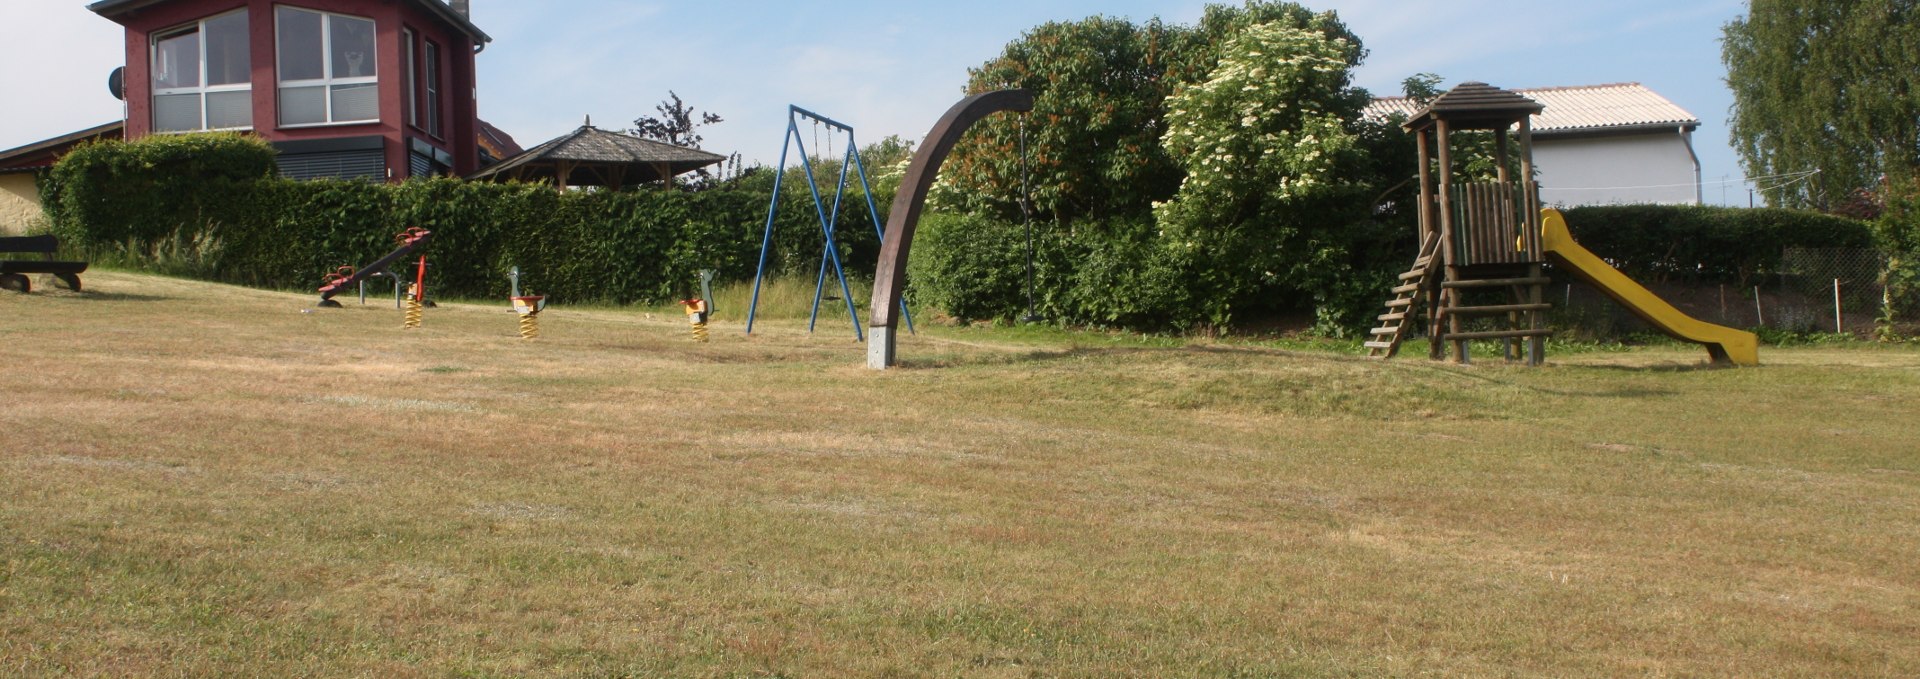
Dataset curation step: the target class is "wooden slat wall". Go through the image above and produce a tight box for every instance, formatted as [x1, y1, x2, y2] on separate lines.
[1449, 180, 1542, 266]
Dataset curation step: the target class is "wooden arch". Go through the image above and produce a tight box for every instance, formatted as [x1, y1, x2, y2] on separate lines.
[866, 89, 1034, 369]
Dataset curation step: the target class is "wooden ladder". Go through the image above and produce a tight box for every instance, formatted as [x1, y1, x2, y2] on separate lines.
[1365, 233, 1440, 359]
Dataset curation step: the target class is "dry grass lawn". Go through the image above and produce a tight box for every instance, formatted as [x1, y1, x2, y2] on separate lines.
[3, 271, 1918, 677]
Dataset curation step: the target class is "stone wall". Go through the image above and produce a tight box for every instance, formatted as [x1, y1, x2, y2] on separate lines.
[0, 173, 42, 235]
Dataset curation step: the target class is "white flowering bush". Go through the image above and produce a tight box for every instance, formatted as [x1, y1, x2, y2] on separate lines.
[1160, 21, 1361, 207]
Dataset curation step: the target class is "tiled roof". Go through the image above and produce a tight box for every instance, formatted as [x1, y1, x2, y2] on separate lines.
[476, 119, 523, 163]
[467, 124, 726, 185]
[87, 0, 490, 44]
[0, 121, 124, 173]
[1365, 83, 1699, 134]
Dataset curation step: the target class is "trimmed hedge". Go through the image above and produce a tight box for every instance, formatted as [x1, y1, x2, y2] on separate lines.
[43, 133, 888, 304]
[1560, 205, 1874, 285]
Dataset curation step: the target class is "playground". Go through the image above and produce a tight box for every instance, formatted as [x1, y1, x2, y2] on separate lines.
[3, 271, 1918, 676]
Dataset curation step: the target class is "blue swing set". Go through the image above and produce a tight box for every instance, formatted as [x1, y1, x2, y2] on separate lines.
[745, 105, 912, 340]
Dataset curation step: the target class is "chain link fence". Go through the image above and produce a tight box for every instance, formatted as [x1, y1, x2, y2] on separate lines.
[1775, 247, 1887, 333]
[1552, 247, 1890, 338]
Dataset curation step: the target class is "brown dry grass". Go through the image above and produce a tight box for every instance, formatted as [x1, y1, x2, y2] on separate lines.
[2, 271, 1918, 677]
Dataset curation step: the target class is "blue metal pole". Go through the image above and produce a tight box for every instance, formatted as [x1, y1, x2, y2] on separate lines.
[824, 137, 864, 339]
[746, 115, 798, 334]
[793, 119, 863, 341]
[848, 137, 916, 335]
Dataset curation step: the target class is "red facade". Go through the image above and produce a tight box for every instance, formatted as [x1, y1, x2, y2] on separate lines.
[95, 0, 486, 180]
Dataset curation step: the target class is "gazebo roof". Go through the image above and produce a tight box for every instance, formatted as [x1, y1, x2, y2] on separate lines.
[467, 122, 726, 189]
[1402, 82, 1544, 132]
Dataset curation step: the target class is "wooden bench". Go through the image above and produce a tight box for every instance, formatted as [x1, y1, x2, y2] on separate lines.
[0, 235, 89, 293]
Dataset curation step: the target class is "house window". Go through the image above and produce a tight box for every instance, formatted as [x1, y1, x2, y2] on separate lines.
[402, 29, 417, 127]
[152, 10, 251, 132]
[423, 41, 442, 137]
[276, 6, 377, 127]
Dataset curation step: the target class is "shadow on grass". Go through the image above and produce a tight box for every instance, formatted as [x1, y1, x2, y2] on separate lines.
[894, 342, 1364, 370]
[11, 289, 176, 303]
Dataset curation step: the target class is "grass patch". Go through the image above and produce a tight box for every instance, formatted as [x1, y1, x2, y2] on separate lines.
[2, 271, 1918, 676]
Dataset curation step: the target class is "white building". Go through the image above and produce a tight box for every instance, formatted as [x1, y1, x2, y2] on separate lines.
[1366, 83, 1702, 207]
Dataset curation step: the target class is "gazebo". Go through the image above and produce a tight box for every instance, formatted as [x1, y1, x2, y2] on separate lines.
[468, 118, 726, 190]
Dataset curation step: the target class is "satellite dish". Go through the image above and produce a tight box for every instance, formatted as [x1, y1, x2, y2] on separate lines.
[108, 66, 125, 101]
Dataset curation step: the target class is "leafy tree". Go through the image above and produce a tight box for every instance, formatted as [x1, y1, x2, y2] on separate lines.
[1153, 19, 1378, 329]
[631, 91, 739, 189]
[631, 91, 723, 148]
[940, 2, 1364, 224]
[1875, 183, 1920, 337]
[1723, 0, 1920, 209]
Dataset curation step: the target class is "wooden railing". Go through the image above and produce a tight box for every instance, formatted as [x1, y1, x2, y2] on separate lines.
[1448, 180, 1541, 266]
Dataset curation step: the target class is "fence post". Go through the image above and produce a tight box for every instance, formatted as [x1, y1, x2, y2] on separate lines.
[1754, 286, 1764, 327]
[1834, 278, 1843, 333]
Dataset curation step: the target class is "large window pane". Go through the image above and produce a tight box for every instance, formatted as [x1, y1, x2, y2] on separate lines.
[276, 7, 323, 81]
[330, 15, 376, 78]
[279, 86, 326, 126]
[204, 11, 250, 86]
[330, 83, 378, 122]
[206, 90, 253, 129]
[154, 94, 202, 132]
[154, 29, 200, 90]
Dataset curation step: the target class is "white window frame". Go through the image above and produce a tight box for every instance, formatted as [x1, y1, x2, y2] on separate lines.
[402, 28, 417, 128]
[275, 6, 379, 128]
[423, 40, 442, 138]
[150, 9, 252, 133]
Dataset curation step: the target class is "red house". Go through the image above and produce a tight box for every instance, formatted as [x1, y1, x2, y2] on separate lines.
[88, 0, 492, 180]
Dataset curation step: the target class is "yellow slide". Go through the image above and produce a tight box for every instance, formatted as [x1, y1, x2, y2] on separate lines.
[1540, 209, 1759, 366]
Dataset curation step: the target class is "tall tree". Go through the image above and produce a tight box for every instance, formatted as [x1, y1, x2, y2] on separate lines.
[1723, 0, 1920, 209]
[631, 91, 723, 149]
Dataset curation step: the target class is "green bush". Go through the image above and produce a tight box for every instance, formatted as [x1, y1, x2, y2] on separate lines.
[41, 134, 887, 305]
[1560, 205, 1873, 285]
[907, 213, 1074, 324]
[42, 133, 277, 248]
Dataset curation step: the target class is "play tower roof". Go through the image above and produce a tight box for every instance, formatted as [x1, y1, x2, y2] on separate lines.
[1401, 81, 1544, 132]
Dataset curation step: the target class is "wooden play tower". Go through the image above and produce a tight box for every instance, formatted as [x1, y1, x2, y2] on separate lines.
[1366, 82, 1552, 365]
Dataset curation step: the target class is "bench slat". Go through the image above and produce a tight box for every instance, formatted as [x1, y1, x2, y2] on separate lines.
[0, 261, 89, 275]
[0, 235, 60, 254]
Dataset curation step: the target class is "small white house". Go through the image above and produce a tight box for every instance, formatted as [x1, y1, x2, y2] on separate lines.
[1367, 83, 1702, 207]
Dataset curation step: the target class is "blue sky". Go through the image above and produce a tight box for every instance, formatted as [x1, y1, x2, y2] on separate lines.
[3, 0, 1754, 204]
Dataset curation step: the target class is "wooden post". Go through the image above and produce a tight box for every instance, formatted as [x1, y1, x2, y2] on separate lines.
[1495, 130, 1511, 183]
[1518, 118, 1538, 254]
[555, 160, 573, 192]
[1416, 128, 1433, 247]
[1528, 263, 1546, 366]
[1435, 120, 1462, 362]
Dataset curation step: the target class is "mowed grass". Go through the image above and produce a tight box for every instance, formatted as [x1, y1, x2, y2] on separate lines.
[3, 271, 1919, 677]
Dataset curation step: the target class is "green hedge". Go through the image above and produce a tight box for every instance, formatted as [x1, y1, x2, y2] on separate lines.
[1560, 205, 1874, 285]
[43, 134, 888, 304]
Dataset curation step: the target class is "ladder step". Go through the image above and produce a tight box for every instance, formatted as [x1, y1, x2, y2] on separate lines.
[1390, 282, 1422, 294]
[1443, 277, 1551, 289]
[1443, 329, 1553, 341]
[1363, 341, 1397, 349]
[1397, 269, 1427, 281]
[1369, 327, 1401, 335]
[1385, 298, 1413, 308]
[1377, 312, 1407, 322]
[1447, 303, 1553, 316]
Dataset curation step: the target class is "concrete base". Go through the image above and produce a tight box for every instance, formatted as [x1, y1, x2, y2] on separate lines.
[867, 325, 896, 369]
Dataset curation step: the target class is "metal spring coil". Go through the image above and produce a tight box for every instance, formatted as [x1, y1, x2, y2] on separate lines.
[404, 297, 424, 329]
[519, 313, 540, 340]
